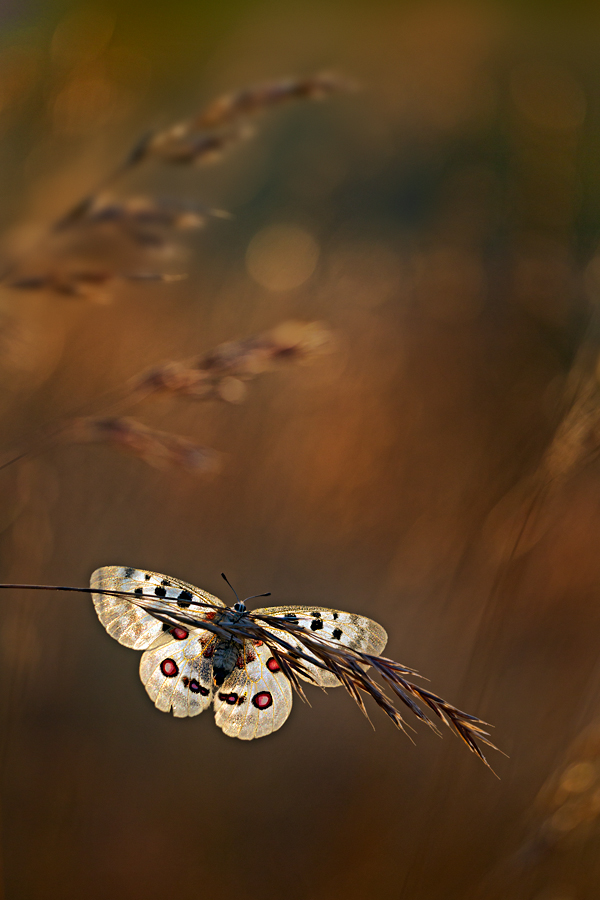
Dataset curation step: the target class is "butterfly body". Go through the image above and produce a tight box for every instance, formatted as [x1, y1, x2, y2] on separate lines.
[90, 565, 388, 740]
[197, 602, 257, 685]
[212, 634, 244, 686]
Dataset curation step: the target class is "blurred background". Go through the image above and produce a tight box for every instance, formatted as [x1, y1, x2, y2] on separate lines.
[3, 1, 600, 898]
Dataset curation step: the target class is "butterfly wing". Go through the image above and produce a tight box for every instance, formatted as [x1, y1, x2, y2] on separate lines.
[251, 605, 388, 688]
[212, 640, 293, 739]
[90, 565, 225, 650]
[139, 630, 217, 717]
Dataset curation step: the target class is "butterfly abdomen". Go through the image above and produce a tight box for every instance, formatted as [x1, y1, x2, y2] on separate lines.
[212, 639, 242, 686]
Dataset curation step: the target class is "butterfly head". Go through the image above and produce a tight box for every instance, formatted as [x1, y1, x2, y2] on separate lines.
[221, 572, 270, 614]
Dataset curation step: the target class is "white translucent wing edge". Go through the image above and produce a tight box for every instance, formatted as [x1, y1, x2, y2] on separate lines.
[91, 566, 164, 650]
[213, 640, 293, 740]
[252, 605, 388, 688]
[139, 630, 216, 717]
[90, 565, 225, 650]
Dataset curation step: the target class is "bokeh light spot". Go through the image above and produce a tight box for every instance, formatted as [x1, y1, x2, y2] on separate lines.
[246, 225, 319, 291]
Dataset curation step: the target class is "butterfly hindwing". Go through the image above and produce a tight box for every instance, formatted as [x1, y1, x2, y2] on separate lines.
[213, 639, 293, 740]
[251, 605, 388, 688]
[90, 566, 225, 650]
[139, 630, 217, 717]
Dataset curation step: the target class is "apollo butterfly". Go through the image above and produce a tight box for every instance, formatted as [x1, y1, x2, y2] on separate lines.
[90, 565, 388, 740]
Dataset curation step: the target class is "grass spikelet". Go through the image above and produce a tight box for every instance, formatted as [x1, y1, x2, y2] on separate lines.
[67, 416, 220, 473]
[0, 320, 332, 473]
[194, 72, 354, 129]
[130, 320, 332, 403]
[3, 72, 343, 300]
[93, 587, 498, 766]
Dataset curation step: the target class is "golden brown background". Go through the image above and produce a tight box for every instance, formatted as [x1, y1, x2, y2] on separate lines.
[2, 1, 600, 898]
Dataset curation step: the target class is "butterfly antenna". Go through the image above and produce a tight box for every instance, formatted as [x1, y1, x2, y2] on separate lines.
[244, 592, 271, 603]
[221, 572, 240, 602]
[221, 574, 270, 610]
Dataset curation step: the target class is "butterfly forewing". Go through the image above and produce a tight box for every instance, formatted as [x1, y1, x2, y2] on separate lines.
[90, 566, 225, 650]
[140, 630, 216, 717]
[251, 605, 388, 688]
[213, 640, 293, 739]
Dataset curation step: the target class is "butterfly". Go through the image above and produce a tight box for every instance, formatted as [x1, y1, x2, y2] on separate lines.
[90, 565, 388, 740]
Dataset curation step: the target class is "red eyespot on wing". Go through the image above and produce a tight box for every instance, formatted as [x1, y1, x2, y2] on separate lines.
[218, 692, 238, 705]
[171, 627, 188, 640]
[266, 657, 281, 673]
[160, 658, 178, 677]
[254, 640, 263, 647]
[252, 691, 273, 710]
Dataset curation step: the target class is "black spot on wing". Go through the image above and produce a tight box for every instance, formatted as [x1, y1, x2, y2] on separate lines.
[177, 590, 193, 608]
[310, 619, 324, 631]
[124, 567, 135, 577]
[161, 580, 171, 587]
[332, 628, 342, 640]
[134, 587, 143, 595]
[144, 574, 151, 580]
[333, 612, 338, 620]
[154, 586, 166, 598]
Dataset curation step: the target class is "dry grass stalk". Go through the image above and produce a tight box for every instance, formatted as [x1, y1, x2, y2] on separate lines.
[84, 585, 498, 767]
[54, 195, 230, 248]
[130, 320, 332, 404]
[195, 72, 352, 129]
[66, 417, 220, 473]
[475, 721, 600, 897]
[0, 320, 332, 473]
[538, 375, 600, 485]
[54, 73, 350, 228]
[0, 69, 339, 469]
[483, 368, 600, 564]
[4, 73, 347, 299]
[528, 722, 600, 852]
[137, 73, 352, 168]
[7, 267, 184, 301]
